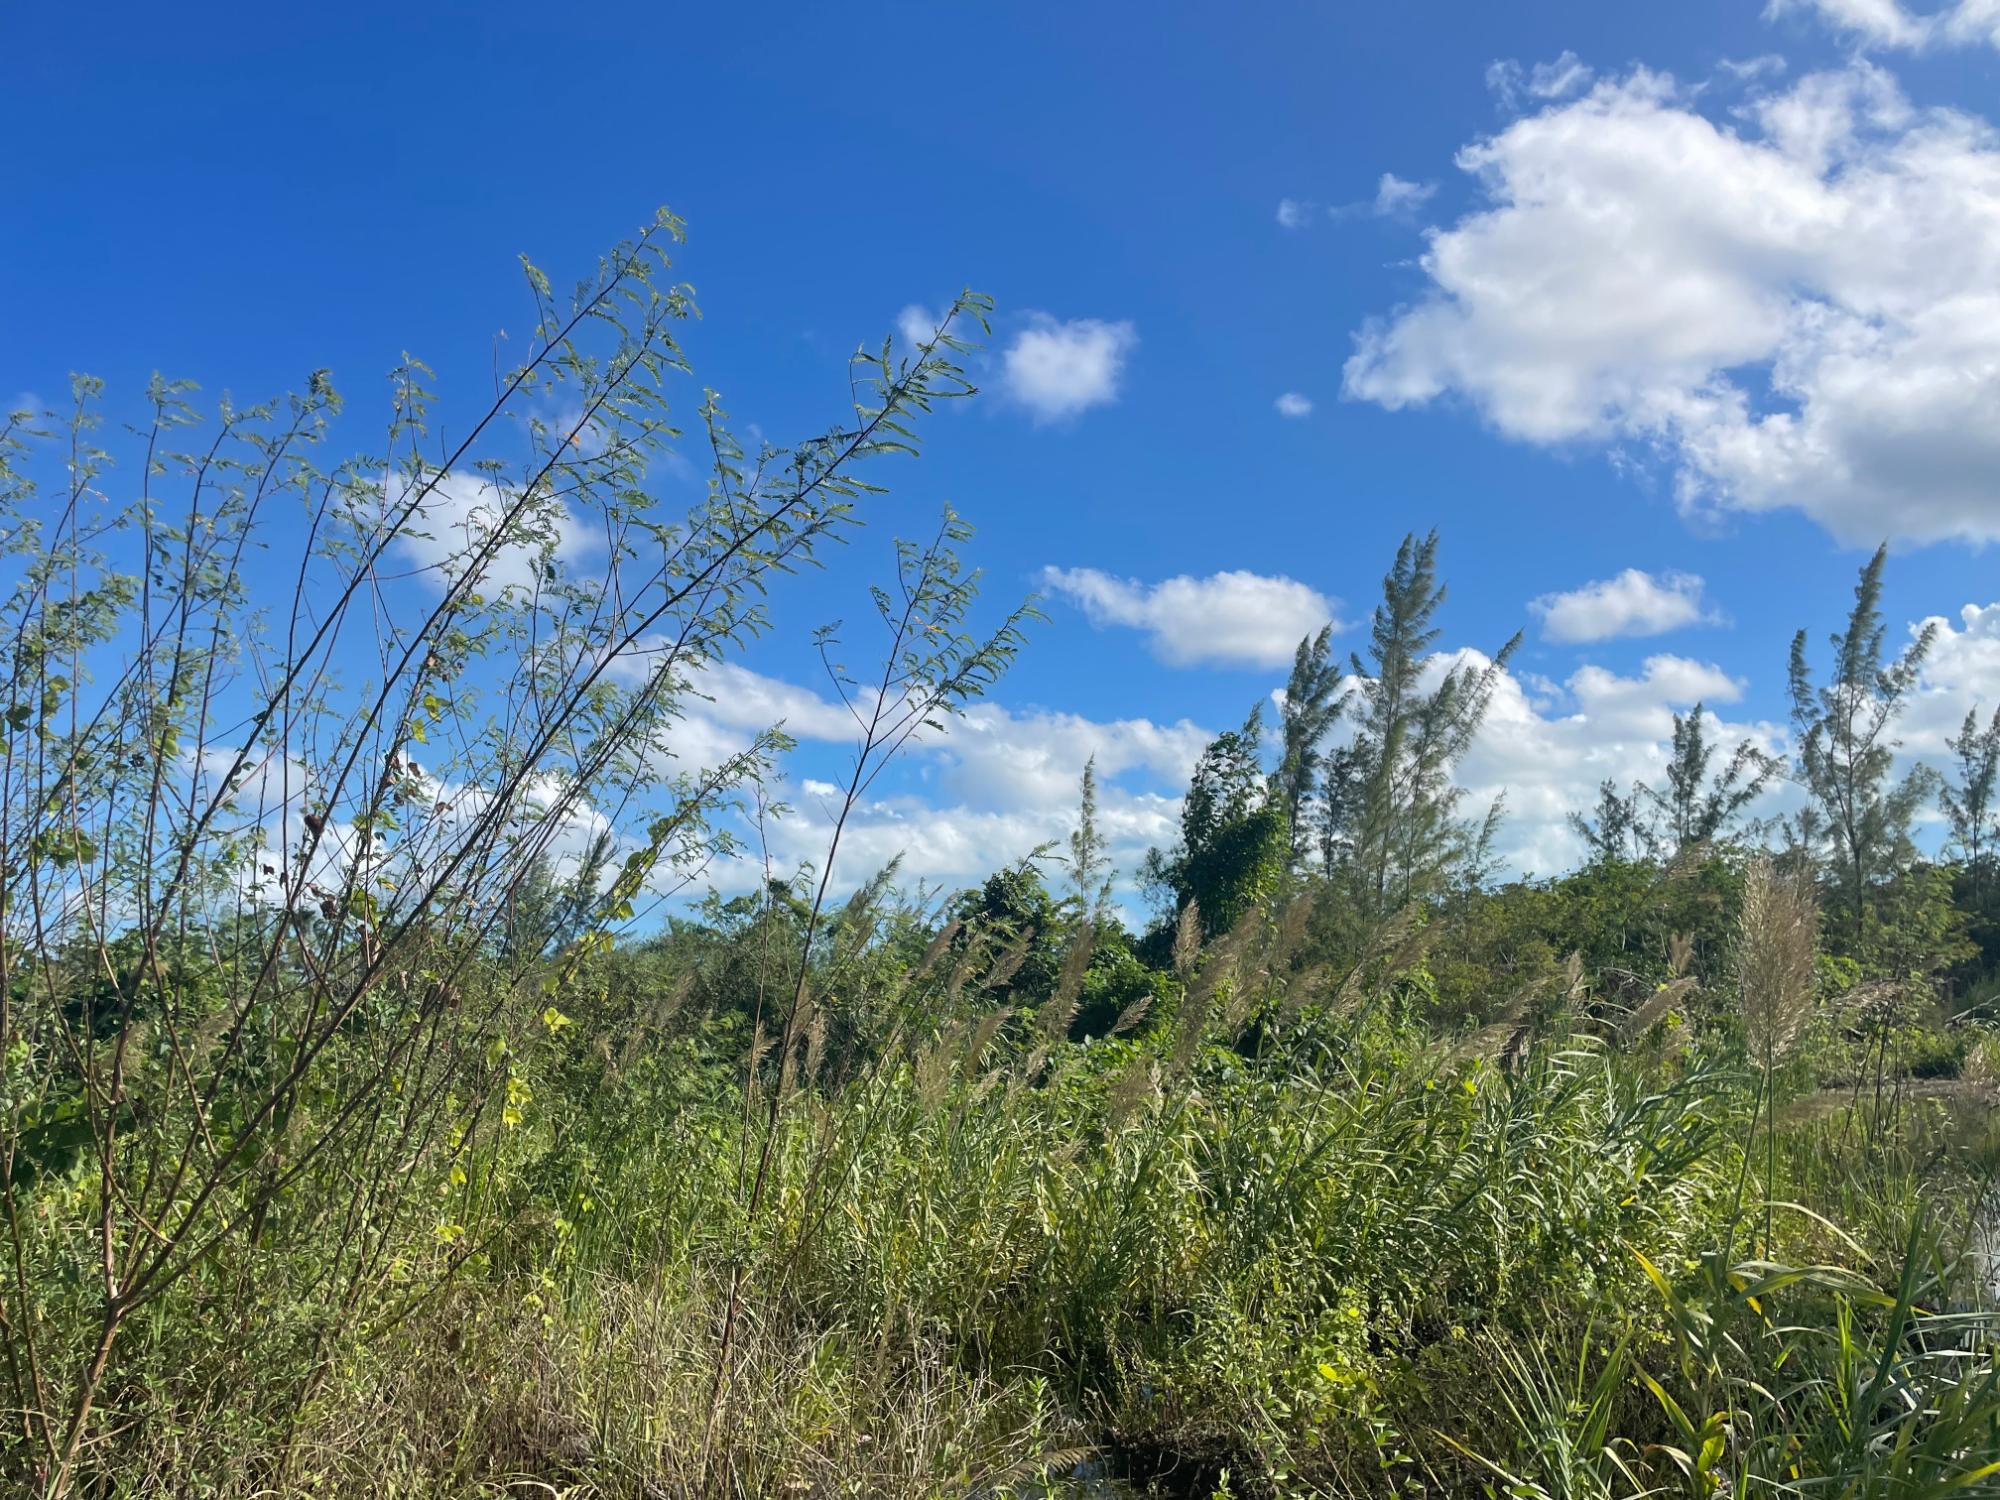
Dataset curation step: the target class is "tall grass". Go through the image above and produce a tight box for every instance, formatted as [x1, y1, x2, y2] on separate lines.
[8, 874, 2000, 1493]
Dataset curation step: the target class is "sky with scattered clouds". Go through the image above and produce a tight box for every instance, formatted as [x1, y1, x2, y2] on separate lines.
[7, 1, 2000, 915]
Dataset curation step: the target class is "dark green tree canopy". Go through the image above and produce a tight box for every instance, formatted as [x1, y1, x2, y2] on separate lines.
[1145, 704, 1287, 938]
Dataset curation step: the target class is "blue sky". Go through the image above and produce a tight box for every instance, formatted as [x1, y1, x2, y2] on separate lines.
[6, 1, 2000, 905]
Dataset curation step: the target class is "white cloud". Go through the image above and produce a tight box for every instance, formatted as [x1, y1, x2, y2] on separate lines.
[742, 646, 1765, 897]
[1721, 53, 1790, 82]
[1451, 650, 1779, 873]
[1530, 568, 1722, 643]
[1277, 197, 1313, 229]
[1001, 315, 1137, 422]
[1529, 50, 1596, 100]
[1373, 172, 1438, 217]
[1485, 58, 1524, 104]
[1275, 391, 1315, 418]
[1770, 0, 2000, 50]
[593, 645, 862, 774]
[590, 596, 2000, 904]
[763, 697, 1208, 903]
[682, 658, 859, 741]
[897, 304, 939, 348]
[748, 786, 1185, 909]
[937, 703, 1213, 813]
[1461, 595, 2000, 872]
[1568, 653, 1745, 718]
[1903, 599, 2000, 754]
[1344, 63, 2000, 546]
[1039, 566, 1339, 668]
[1487, 51, 1597, 109]
[715, 694, 1210, 910]
[1327, 175, 1439, 222]
[391, 469, 599, 593]
[588, 643, 1213, 903]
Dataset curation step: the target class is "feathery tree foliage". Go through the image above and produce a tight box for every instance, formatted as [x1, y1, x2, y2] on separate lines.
[1322, 530, 1519, 922]
[1643, 702, 1778, 859]
[1570, 778, 1652, 865]
[1275, 623, 1344, 871]
[1064, 754, 1114, 920]
[1788, 545, 1936, 945]
[1944, 706, 2000, 896]
[1573, 705, 1777, 866]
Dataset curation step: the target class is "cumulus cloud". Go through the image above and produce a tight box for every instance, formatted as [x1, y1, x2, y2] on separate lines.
[391, 470, 599, 593]
[588, 642, 1213, 903]
[1039, 566, 1339, 668]
[1275, 392, 1315, 418]
[1460, 597, 2000, 872]
[1277, 197, 1313, 229]
[937, 703, 1212, 812]
[588, 591, 2000, 903]
[758, 648, 1757, 896]
[593, 645, 861, 774]
[1530, 569, 1722, 643]
[1903, 598, 2000, 755]
[1343, 63, 2000, 546]
[1771, 0, 2000, 50]
[1451, 650, 1778, 873]
[1001, 315, 1138, 421]
[747, 697, 1212, 894]
[1532, 50, 1596, 99]
[748, 786, 1185, 907]
[682, 659, 859, 741]
[1568, 653, 1745, 717]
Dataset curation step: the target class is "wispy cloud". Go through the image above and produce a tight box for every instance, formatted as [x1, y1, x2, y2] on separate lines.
[1487, 50, 1596, 109]
[1769, 0, 2000, 51]
[1720, 53, 1788, 81]
[1371, 172, 1437, 217]
[1322, 173, 1439, 223]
